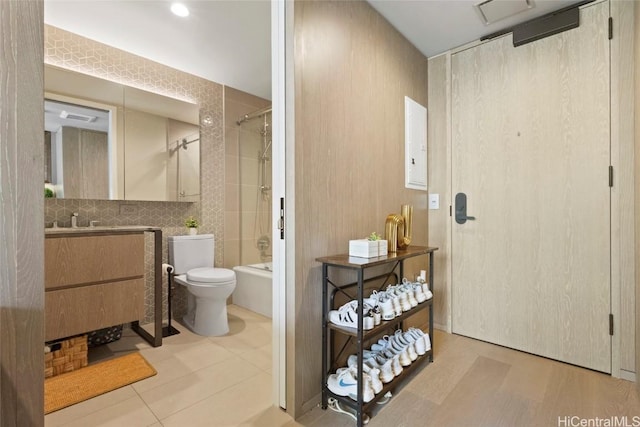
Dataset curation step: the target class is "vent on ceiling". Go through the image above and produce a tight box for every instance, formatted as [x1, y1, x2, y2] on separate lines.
[474, 0, 534, 25]
[59, 110, 97, 123]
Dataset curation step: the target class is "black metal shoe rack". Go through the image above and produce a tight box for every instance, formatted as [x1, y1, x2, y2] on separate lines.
[316, 246, 438, 427]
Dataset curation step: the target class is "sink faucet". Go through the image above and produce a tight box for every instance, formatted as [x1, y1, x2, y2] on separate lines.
[89, 220, 100, 228]
[71, 212, 78, 228]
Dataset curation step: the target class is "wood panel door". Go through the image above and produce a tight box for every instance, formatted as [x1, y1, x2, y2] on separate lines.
[451, 2, 611, 373]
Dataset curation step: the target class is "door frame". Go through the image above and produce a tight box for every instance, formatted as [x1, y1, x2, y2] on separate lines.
[271, 0, 287, 408]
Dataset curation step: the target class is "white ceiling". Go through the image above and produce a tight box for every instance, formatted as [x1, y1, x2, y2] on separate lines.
[44, 0, 585, 101]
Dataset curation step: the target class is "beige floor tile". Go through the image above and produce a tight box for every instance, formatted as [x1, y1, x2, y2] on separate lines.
[283, 404, 359, 427]
[160, 372, 272, 426]
[138, 343, 180, 366]
[228, 304, 271, 323]
[209, 319, 272, 356]
[139, 357, 262, 419]
[157, 322, 211, 347]
[239, 405, 295, 427]
[173, 340, 235, 371]
[131, 356, 194, 394]
[58, 396, 159, 427]
[45, 386, 138, 427]
[238, 343, 272, 371]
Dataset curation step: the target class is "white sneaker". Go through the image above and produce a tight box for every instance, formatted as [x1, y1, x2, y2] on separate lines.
[340, 363, 383, 394]
[387, 285, 411, 312]
[403, 278, 427, 303]
[392, 330, 417, 362]
[348, 354, 394, 384]
[328, 301, 374, 330]
[327, 367, 374, 403]
[388, 353, 403, 376]
[399, 281, 419, 307]
[405, 329, 426, 356]
[363, 292, 383, 325]
[378, 292, 397, 320]
[424, 333, 431, 352]
[406, 327, 431, 353]
[422, 282, 433, 301]
[373, 336, 411, 367]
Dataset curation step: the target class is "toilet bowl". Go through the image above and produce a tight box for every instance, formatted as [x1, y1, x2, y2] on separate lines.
[168, 235, 236, 337]
[174, 267, 236, 336]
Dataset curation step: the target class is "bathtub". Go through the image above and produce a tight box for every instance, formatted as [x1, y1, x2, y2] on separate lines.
[232, 262, 272, 318]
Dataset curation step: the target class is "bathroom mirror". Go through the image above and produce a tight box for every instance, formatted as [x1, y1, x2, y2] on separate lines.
[44, 64, 200, 202]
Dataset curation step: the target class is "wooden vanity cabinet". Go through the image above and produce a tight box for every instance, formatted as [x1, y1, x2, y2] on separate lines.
[44, 233, 145, 342]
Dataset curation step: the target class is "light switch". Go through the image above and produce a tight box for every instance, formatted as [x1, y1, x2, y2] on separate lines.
[429, 194, 440, 210]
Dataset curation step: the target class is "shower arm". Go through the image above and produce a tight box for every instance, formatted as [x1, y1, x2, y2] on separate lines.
[236, 106, 272, 125]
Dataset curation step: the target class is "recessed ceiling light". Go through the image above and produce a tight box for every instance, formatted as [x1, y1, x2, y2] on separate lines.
[170, 3, 189, 18]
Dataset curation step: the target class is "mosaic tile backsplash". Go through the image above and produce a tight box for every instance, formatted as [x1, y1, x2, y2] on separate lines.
[44, 25, 225, 324]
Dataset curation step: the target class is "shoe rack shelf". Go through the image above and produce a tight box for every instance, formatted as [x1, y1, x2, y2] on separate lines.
[317, 245, 438, 427]
[326, 297, 433, 337]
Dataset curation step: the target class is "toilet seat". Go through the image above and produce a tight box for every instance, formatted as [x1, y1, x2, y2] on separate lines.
[187, 267, 235, 284]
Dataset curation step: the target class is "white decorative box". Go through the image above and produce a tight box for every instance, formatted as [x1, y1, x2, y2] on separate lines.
[349, 239, 388, 258]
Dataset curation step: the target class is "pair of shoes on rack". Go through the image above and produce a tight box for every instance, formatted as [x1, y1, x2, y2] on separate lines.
[347, 349, 401, 384]
[405, 327, 431, 354]
[373, 328, 431, 363]
[363, 291, 397, 321]
[328, 300, 380, 330]
[327, 397, 371, 424]
[415, 279, 433, 301]
[327, 366, 377, 403]
[400, 278, 431, 304]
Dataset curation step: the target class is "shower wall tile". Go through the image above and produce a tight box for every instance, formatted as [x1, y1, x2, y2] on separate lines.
[224, 88, 271, 268]
[239, 157, 261, 187]
[225, 154, 240, 185]
[225, 184, 240, 212]
[44, 25, 225, 324]
[225, 127, 240, 157]
[224, 240, 241, 270]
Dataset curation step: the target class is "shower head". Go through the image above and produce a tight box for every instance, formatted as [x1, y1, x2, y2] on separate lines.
[181, 138, 188, 150]
[236, 114, 249, 126]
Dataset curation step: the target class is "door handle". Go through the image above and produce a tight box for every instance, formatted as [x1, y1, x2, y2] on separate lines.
[455, 192, 476, 224]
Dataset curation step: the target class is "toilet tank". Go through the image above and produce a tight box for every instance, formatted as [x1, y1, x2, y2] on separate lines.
[168, 234, 215, 274]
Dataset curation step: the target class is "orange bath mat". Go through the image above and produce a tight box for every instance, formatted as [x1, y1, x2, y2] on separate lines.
[44, 352, 156, 414]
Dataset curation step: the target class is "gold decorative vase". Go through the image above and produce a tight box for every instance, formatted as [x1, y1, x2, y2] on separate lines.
[385, 204, 413, 253]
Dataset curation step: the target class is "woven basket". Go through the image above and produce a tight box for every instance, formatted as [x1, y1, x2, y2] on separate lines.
[44, 335, 88, 378]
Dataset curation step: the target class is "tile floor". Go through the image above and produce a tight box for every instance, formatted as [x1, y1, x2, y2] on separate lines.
[45, 307, 640, 427]
[45, 305, 292, 427]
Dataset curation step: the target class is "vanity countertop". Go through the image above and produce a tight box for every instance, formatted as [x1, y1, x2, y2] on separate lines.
[45, 225, 161, 236]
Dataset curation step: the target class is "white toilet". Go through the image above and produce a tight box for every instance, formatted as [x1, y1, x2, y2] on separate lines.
[168, 234, 236, 336]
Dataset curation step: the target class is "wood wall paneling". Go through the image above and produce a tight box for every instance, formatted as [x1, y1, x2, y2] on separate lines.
[293, 0, 428, 415]
[0, 0, 45, 425]
[80, 130, 109, 199]
[634, 0, 640, 383]
[427, 53, 452, 332]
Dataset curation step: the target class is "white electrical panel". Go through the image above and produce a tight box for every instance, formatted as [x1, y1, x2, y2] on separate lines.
[404, 96, 427, 191]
